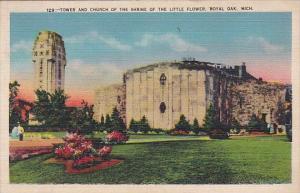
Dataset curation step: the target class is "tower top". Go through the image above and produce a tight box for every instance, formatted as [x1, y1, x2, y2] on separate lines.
[34, 31, 63, 43]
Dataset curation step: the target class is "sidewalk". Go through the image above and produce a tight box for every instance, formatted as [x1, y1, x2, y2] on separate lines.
[9, 139, 64, 162]
[10, 139, 64, 151]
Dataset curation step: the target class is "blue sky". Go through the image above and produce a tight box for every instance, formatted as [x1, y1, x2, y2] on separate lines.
[10, 12, 291, 103]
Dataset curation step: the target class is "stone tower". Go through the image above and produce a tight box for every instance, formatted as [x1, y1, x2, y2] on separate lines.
[32, 31, 66, 93]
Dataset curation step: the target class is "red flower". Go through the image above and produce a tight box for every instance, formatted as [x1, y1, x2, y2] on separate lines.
[99, 146, 112, 157]
[106, 131, 128, 143]
[54, 147, 63, 157]
[74, 156, 95, 166]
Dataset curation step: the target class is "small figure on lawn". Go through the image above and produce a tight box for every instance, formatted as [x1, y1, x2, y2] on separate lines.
[11, 124, 19, 139]
[17, 122, 25, 141]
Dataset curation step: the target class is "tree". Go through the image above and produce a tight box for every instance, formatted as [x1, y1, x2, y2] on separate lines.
[231, 118, 241, 133]
[129, 119, 139, 133]
[32, 89, 69, 127]
[69, 100, 96, 135]
[9, 81, 22, 129]
[48, 89, 69, 127]
[203, 104, 218, 131]
[100, 115, 105, 125]
[276, 101, 285, 125]
[192, 118, 201, 134]
[175, 114, 191, 132]
[247, 114, 266, 131]
[110, 107, 126, 133]
[104, 114, 112, 131]
[139, 116, 151, 133]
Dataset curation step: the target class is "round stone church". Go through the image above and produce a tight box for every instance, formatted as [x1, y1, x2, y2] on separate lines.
[94, 60, 287, 130]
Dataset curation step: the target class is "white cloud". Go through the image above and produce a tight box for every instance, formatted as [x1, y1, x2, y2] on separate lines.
[245, 36, 284, 53]
[11, 40, 32, 53]
[135, 33, 207, 53]
[65, 31, 132, 51]
[66, 59, 125, 89]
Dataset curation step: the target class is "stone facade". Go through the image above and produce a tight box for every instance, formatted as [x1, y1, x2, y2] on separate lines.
[230, 80, 286, 126]
[32, 31, 66, 93]
[125, 63, 208, 129]
[93, 60, 287, 130]
[94, 84, 126, 122]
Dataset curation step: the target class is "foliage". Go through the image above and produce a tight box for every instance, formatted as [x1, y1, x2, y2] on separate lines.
[230, 118, 242, 133]
[32, 89, 69, 128]
[54, 133, 113, 169]
[286, 125, 292, 142]
[109, 107, 126, 133]
[69, 100, 97, 135]
[104, 114, 112, 131]
[247, 114, 267, 132]
[174, 115, 191, 132]
[129, 119, 139, 133]
[106, 131, 129, 144]
[128, 116, 151, 134]
[209, 129, 229, 139]
[151, 128, 165, 134]
[54, 133, 98, 160]
[99, 146, 112, 158]
[169, 129, 190, 135]
[275, 100, 286, 125]
[203, 104, 219, 131]
[139, 116, 151, 133]
[192, 118, 201, 134]
[9, 81, 22, 129]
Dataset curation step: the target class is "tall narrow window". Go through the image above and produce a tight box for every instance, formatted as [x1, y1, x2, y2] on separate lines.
[160, 73, 167, 85]
[58, 62, 61, 80]
[39, 63, 43, 77]
[160, 102, 166, 113]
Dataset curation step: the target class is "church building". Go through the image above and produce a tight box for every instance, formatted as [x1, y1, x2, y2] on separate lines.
[94, 59, 287, 130]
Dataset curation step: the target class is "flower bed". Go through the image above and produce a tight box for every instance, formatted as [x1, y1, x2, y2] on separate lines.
[106, 131, 129, 144]
[169, 129, 190, 136]
[54, 133, 113, 170]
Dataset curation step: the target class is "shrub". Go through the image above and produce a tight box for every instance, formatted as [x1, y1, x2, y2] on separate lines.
[174, 115, 191, 132]
[106, 131, 129, 144]
[209, 129, 229, 139]
[54, 133, 99, 164]
[129, 119, 139, 133]
[110, 107, 126, 133]
[203, 104, 219, 132]
[192, 118, 201, 135]
[151, 128, 165, 134]
[286, 125, 292, 142]
[247, 114, 267, 132]
[99, 146, 112, 158]
[169, 129, 190, 135]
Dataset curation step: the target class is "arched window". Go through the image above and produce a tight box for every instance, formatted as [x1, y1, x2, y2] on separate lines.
[160, 102, 166, 113]
[160, 73, 167, 85]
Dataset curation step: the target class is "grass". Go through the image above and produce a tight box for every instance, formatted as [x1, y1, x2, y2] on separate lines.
[22, 131, 210, 143]
[24, 131, 67, 139]
[9, 135, 291, 184]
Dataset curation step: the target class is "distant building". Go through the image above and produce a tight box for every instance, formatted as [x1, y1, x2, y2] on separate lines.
[32, 31, 66, 93]
[94, 60, 288, 130]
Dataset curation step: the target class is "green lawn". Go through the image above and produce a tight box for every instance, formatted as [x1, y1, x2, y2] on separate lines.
[10, 135, 291, 184]
[23, 131, 209, 143]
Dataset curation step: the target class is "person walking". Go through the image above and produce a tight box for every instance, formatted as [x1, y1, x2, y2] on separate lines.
[17, 122, 25, 141]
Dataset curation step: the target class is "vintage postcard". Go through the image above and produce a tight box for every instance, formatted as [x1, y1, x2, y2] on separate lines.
[0, 1, 299, 193]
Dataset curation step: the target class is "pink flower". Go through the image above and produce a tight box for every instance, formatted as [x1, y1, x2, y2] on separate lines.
[99, 146, 112, 157]
[106, 131, 128, 143]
